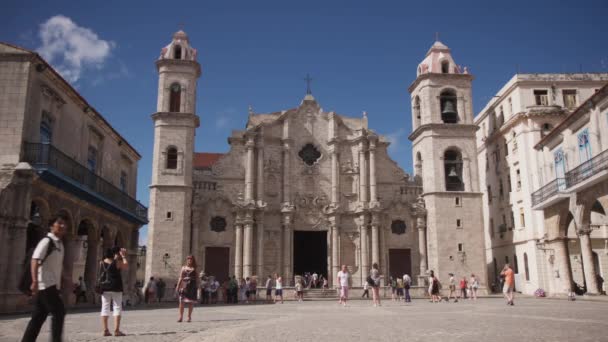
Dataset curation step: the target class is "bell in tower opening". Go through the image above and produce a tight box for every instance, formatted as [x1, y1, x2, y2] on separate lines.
[440, 89, 458, 124]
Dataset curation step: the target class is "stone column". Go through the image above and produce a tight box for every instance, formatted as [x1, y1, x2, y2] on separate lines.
[359, 140, 368, 203]
[282, 141, 291, 203]
[245, 136, 255, 201]
[331, 150, 339, 203]
[417, 216, 428, 274]
[234, 222, 243, 279]
[62, 235, 78, 306]
[282, 215, 293, 285]
[84, 235, 100, 295]
[551, 237, 573, 294]
[578, 226, 599, 294]
[257, 145, 264, 202]
[360, 214, 369, 279]
[256, 214, 264, 278]
[331, 220, 340, 286]
[369, 138, 378, 204]
[371, 213, 380, 268]
[243, 219, 253, 278]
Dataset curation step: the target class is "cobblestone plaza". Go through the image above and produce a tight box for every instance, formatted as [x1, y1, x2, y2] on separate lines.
[1, 298, 607, 342]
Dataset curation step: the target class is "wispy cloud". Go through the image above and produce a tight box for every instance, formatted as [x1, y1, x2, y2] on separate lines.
[385, 128, 407, 153]
[215, 108, 237, 128]
[36, 15, 114, 83]
[91, 60, 132, 86]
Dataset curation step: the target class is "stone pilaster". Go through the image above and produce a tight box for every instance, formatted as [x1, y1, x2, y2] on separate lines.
[330, 216, 340, 286]
[256, 213, 264, 278]
[369, 137, 378, 205]
[577, 226, 599, 294]
[359, 213, 369, 279]
[359, 140, 368, 203]
[234, 221, 243, 279]
[282, 213, 293, 285]
[371, 213, 380, 268]
[243, 215, 254, 278]
[244, 135, 255, 201]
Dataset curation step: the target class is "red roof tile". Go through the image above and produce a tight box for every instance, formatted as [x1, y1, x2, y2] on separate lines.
[194, 152, 224, 169]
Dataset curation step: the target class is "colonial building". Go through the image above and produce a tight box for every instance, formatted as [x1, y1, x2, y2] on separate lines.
[532, 83, 608, 295]
[475, 73, 608, 295]
[0, 42, 148, 312]
[146, 32, 488, 291]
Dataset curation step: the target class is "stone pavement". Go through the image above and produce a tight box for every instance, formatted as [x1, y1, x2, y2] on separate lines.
[1, 297, 607, 342]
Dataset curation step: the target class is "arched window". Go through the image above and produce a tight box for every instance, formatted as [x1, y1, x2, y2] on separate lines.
[415, 152, 422, 176]
[166, 147, 178, 169]
[524, 253, 530, 281]
[441, 60, 449, 74]
[440, 89, 458, 124]
[413, 96, 421, 120]
[444, 149, 464, 191]
[174, 45, 182, 59]
[169, 83, 181, 112]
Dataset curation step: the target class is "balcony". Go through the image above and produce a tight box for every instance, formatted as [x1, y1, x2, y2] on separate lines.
[22, 142, 148, 224]
[532, 149, 608, 210]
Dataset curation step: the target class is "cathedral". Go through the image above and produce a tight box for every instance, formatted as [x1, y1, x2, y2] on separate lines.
[146, 31, 487, 289]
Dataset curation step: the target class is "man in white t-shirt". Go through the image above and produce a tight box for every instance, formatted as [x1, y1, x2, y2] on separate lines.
[22, 214, 67, 342]
[336, 265, 350, 306]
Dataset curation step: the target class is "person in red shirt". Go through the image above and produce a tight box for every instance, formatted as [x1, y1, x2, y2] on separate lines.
[500, 263, 515, 306]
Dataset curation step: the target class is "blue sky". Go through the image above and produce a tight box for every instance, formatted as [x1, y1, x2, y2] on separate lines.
[2, 0, 608, 245]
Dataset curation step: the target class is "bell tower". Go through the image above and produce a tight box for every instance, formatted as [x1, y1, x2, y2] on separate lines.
[408, 40, 487, 288]
[146, 30, 201, 281]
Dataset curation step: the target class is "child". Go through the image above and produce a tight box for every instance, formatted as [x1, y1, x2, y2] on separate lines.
[295, 280, 304, 302]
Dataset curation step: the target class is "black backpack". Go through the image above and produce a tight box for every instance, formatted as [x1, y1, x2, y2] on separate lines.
[95, 261, 113, 294]
[18, 236, 56, 296]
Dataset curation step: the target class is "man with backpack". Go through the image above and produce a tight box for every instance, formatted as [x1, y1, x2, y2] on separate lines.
[21, 213, 68, 342]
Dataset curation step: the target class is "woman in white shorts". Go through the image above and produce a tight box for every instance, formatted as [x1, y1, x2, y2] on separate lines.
[99, 247, 129, 337]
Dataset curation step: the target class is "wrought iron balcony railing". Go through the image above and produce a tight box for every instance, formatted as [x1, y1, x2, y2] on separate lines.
[565, 148, 608, 189]
[531, 149, 608, 208]
[531, 178, 564, 207]
[22, 142, 148, 223]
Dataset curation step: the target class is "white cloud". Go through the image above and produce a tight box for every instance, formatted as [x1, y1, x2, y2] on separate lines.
[386, 128, 407, 153]
[36, 15, 114, 83]
[215, 108, 237, 128]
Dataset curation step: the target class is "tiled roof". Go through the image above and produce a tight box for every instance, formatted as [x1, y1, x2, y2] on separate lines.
[194, 152, 224, 169]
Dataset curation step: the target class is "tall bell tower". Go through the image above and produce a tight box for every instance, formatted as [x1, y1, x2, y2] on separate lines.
[146, 30, 201, 281]
[408, 40, 487, 288]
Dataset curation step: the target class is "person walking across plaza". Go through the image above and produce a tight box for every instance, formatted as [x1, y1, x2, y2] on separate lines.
[370, 263, 382, 307]
[274, 274, 284, 304]
[176, 256, 198, 322]
[337, 265, 350, 306]
[144, 276, 156, 304]
[448, 273, 457, 302]
[21, 214, 67, 342]
[295, 278, 304, 302]
[265, 275, 273, 303]
[501, 264, 515, 306]
[459, 276, 468, 300]
[361, 281, 370, 299]
[429, 270, 440, 303]
[403, 273, 412, 303]
[156, 278, 166, 303]
[248, 276, 258, 303]
[469, 274, 479, 301]
[99, 246, 129, 336]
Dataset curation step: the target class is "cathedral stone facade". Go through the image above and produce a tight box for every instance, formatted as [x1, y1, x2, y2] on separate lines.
[146, 32, 487, 290]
